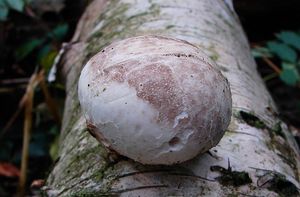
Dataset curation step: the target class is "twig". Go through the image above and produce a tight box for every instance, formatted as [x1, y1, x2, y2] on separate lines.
[1, 105, 23, 139]
[1, 69, 61, 139]
[262, 57, 281, 74]
[263, 73, 278, 82]
[0, 86, 27, 94]
[39, 70, 61, 125]
[17, 73, 37, 197]
[0, 92, 28, 140]
[0, 78, 29, 85]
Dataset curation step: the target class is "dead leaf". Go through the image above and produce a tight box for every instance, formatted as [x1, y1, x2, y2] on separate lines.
[0, 162, 20, 177]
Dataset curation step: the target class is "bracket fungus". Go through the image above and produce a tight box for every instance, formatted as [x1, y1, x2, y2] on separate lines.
[78, 35, 232, 165]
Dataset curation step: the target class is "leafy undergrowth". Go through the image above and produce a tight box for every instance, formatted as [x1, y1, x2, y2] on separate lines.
[0, 0, 85, 196]
[253, 31, 300, 86]
[251, 30, 300, 143]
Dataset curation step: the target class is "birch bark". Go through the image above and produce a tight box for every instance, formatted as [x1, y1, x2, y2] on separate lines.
[45, 0, 300, 196]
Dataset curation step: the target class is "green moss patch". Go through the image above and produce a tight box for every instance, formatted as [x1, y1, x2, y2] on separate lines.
[270, 122, 285, 139]
[257, 171, 299, 197]
[238, 111, 287, 140]
[239, 111, 266, 129]
[210, 165, 252, 186]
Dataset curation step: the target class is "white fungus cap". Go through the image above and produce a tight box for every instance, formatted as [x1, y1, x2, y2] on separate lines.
[78, 35, 232, 165]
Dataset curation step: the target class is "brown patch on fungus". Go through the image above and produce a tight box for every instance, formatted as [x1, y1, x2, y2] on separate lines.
[127, 64, 183, 124]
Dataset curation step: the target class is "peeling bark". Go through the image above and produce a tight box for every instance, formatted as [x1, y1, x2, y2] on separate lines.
[45, 0, 300, 196]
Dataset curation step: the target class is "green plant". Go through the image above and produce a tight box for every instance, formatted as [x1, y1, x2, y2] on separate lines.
[15, 23, 68, 73]
[252, 31, 300, 86]
[0, 0, 31, 21]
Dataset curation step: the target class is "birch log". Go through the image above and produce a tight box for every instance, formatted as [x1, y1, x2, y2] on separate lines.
[45, 0, 300, 196]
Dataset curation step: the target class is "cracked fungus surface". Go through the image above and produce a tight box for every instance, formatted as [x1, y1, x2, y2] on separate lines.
[78, 35, 232, 165]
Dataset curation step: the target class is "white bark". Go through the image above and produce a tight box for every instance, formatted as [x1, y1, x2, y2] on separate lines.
[45, 0, 300, 196]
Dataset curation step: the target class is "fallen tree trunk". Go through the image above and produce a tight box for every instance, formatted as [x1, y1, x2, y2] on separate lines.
[45, 0, 300, 196]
